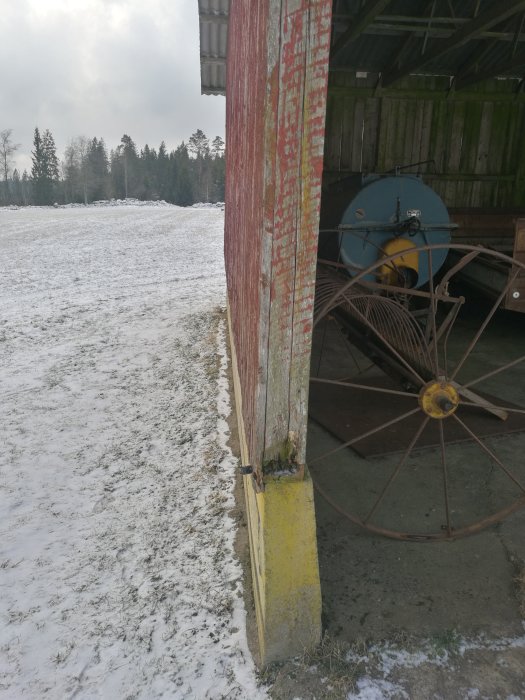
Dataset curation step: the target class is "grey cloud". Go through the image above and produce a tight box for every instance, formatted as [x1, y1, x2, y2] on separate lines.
[0, 0, 224, 173]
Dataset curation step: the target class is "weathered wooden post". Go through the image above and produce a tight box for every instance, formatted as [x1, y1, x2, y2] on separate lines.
[223, 0, 333, 664]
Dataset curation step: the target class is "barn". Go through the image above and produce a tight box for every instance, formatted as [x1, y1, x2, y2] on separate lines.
[198, 0, 525, 664]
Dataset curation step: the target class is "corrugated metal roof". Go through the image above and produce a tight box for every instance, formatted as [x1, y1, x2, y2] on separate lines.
[198, 1, 525, 96]
[198, 0, 229, 95]
[331, 0, 525, 88]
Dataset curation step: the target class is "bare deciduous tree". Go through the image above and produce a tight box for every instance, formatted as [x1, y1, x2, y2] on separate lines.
[62, 136, 90, 204]
[0, 129, 20, 203]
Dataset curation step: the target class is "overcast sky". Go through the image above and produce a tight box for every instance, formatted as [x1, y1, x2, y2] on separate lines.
[0, 0, 225, 173]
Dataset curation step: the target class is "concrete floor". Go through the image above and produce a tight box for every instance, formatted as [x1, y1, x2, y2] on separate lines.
[307, 297, 525, 645]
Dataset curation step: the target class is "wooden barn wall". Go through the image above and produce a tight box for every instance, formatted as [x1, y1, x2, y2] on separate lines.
[225, 0, 269, 468]
[324, 74, 525, 208]
[225, 0, 332, 470]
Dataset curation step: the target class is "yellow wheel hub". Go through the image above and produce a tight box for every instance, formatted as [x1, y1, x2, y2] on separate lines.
[419, 381, 460, 419]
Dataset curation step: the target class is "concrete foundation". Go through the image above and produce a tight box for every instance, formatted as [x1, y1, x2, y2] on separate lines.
[227, 305, 322, 665]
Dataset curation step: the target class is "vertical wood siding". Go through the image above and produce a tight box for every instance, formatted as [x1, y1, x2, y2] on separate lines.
[324, 74, 525, 208]
[225, 0, 332, 472]
[225, 0, 270, 470]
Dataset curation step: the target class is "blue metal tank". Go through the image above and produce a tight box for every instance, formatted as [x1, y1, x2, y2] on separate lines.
[337, 174, 453, 288]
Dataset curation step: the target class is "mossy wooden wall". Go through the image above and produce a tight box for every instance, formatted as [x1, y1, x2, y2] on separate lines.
[324, 73, 525, 208]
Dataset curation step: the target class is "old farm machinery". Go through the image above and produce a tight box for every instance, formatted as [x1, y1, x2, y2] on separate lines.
[309, 173, 525, 541]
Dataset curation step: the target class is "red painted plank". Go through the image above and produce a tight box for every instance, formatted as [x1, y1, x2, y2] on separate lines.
[225, 0, 332, 473]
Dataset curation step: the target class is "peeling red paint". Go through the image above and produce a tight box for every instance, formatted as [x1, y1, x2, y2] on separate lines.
[225, 0, 332, 468]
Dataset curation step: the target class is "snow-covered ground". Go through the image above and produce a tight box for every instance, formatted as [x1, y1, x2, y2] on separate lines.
[0, 206, 266, 698]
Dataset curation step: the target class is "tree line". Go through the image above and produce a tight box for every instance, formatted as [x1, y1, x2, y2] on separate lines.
[0, 127, 225, 207]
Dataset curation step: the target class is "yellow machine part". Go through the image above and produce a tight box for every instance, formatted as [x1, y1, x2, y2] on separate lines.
[379, 237, 419, 286]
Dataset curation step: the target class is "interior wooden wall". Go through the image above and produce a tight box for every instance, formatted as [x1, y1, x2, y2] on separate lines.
[323, 73, 525, 208]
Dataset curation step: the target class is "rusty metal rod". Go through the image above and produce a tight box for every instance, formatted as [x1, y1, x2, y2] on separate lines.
[459, 401, 525, 415]
[310, 376, 419, 398]
[364, 415, 430, 525]
[450, 267, 521, 382]
[462, 354, 525, 390]
[311, 473, 525, 541]
[452, 413, 525, 494]
[427, 248, 441, 377]
[308, 406, 421, 465]
[438, 420, 452, 538]
[315, 244, 525, 328]
[344, 297, 426, 386]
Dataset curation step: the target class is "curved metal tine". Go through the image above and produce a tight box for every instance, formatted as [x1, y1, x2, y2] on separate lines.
[331, 316, 363, 374]
[438, 420, 452, 537]
[364, 416, 430, 524]
[435, 249, 481, 297]
[308, 406, 421, 465]
[426, 248, 440, 376]
[462, 354, 525, 391]
[459, 401, 525, 416]
[310, 376, 419, 398]
[314, 238, 414, 323]
[342, 296, 426, 386]
[440, 300, 462, 380]
[451, 267, 521, 382]
[452, 413, 525, 494]
[358, 280, 435, 300]
[314, 316, 329, 377]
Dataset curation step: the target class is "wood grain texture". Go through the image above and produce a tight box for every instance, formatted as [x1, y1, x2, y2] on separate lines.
[225, 0, 270, 469]
[225, 0, 332, 473]
[324, 75, 525, 208]
[264, 0, 333, 464]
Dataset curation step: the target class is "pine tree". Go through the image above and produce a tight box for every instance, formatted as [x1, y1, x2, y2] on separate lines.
[138, 144, 157, 200]
[11, 169, 21, 205]
[31, 127, 59, 205]
[210, 136, 225, 201]
[109, 148, 122, 199]
[43, 130, 59, 182]
[170, 143, 194, 206]
[211, 136, 225, 158]
[21, 170, 31, 205]
[119, 134, 138, 198]
[31, 128, 46, 204]
[157, 141, 170, 201]
[188, 129, 211, 202]
[87, 138, 109, 201]
[63, 140, 82, 203]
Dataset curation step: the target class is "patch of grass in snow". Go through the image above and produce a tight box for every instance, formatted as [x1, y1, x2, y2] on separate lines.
[302, 634, 362, 697]
[0, 559, 22, 569]
[263, 633, 362, 699]
[208, 490, 229, 517]
[51, 642, 75, 665]
[429, 628, 461, 658]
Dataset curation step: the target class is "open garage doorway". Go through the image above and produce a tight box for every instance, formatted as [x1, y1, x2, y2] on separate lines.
[305, 0, 525, 645]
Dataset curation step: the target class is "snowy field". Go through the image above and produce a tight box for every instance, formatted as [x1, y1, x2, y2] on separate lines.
[0, 206, 266, 699]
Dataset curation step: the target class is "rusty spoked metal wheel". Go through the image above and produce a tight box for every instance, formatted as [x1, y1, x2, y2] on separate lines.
[308, 243, 525, 541]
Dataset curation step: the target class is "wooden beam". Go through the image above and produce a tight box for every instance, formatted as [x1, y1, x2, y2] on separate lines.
[359, 23, 525, 41]
[327, 83, 525, 102]
[455, 39, 500, 79]
[453, 16, 517, 83]
[323, 169, 524, 182]
[382, 0, 525, 86]
[378, 0, 439, 80]
[455, 49, 525, 89]
[331, 0, 391, 61]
